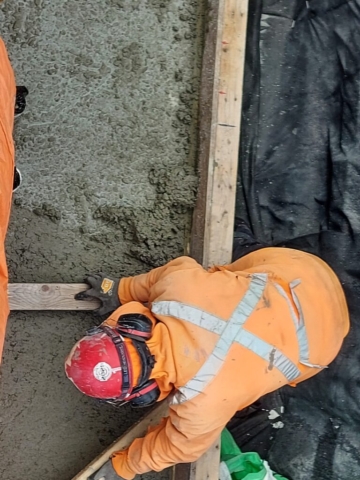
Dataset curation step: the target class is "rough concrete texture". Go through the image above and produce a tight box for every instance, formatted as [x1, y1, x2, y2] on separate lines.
[0, 1, 204, 479]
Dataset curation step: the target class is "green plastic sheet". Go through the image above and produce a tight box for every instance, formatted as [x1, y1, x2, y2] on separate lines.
[220, 429, 288, 480]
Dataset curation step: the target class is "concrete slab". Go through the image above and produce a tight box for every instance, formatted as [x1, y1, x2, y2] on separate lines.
[0, 0, 204, 478]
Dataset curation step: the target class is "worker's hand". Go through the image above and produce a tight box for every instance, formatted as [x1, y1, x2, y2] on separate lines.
[88, 460, 125, 480]
[75, 273, 121, 316]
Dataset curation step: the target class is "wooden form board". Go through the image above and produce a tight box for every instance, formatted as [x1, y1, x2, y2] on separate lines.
[72, 402, 169, 480]
[171, 440, 221, 480]
[202, 0, 248, 267]
[189, 441, 221, 480]
[8, 283, 99, 311]
[191, 0, 248, 269]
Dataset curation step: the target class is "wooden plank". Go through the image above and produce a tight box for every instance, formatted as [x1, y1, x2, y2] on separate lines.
[190, 0, 221, 264]
[171, 440, 220, 480]
[171, 462, 191, 480]
[191, 0, 248, 268]
[8, 283, 100, 310]
[72, 402, 168, 480]
[189, 440, 221, 480]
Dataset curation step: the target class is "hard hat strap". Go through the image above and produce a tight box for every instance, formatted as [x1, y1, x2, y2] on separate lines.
[100, 326, 133, 400]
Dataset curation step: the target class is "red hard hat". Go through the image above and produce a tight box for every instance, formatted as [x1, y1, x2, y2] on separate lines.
[65, 329, 133, 400]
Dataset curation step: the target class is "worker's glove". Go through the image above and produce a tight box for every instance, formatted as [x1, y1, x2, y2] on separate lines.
[88, 459, 125, 480]
[75, 273, 121, 316]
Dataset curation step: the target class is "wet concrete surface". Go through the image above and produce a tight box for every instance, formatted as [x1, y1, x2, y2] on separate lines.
[0, 1, 204, 479]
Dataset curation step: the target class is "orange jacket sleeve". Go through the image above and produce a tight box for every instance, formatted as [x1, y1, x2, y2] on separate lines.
[118, 256, 201, 305]
[111, 388, 248, 479]
[0, 38, 16, 360]
[111, 404, 223, 479]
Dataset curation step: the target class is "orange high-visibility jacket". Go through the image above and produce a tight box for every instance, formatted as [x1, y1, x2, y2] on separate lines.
[0, 38, 15, 360]
[106, 248, 349, 480]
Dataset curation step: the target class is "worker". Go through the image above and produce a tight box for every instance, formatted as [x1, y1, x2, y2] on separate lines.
[0, 36, 28, 361]
[67, 220, 349, 480]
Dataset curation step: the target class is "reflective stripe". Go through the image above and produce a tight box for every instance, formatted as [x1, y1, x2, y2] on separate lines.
[173, 274, 267, 403]
[289, 280, 310, 362]
[273, 283, 299, 325]
[290, 281, 325, 369]
[235, 330, 300, 381]
[153, 296, 300, 386]
[274, 281, 323, 369]
[152, 301, 224, 335]
[152, 274, 268, 336]
[152, 273, 306, 405]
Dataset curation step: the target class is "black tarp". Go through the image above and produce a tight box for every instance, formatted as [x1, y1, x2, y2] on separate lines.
[231, 1, 360, 478]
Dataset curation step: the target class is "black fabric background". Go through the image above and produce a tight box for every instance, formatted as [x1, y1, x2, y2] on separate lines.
[230, 1, 360, 478]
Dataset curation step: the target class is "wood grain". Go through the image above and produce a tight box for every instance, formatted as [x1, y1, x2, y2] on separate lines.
[171, 440, 221, 480]
[191, 0, 249, 269]
[189, 440, 221, 480]
[8, 283, 100, 310]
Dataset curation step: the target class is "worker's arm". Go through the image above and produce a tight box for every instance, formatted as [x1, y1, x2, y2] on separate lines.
[111, 392, 242, 480]
[75, 257, 201, 314]
[118, 256, 201, 304]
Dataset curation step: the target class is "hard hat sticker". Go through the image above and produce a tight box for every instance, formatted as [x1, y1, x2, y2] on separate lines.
[93, 362, 112, 382]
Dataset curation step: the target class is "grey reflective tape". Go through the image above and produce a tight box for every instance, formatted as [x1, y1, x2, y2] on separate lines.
[152, 274, 302, 405]
[274, 283, 299, 324]
[235, 329, 301, 381]
[174, 346, 226, 402]
[152, 300, 225, 335]
[289, 279, 301, 289]
[301, 361, 326, 369]
[274, 282, 311, 365]
[231, 274, 268, 321]
[289, 281, 310, 363]
[175, 274, 267, 403]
